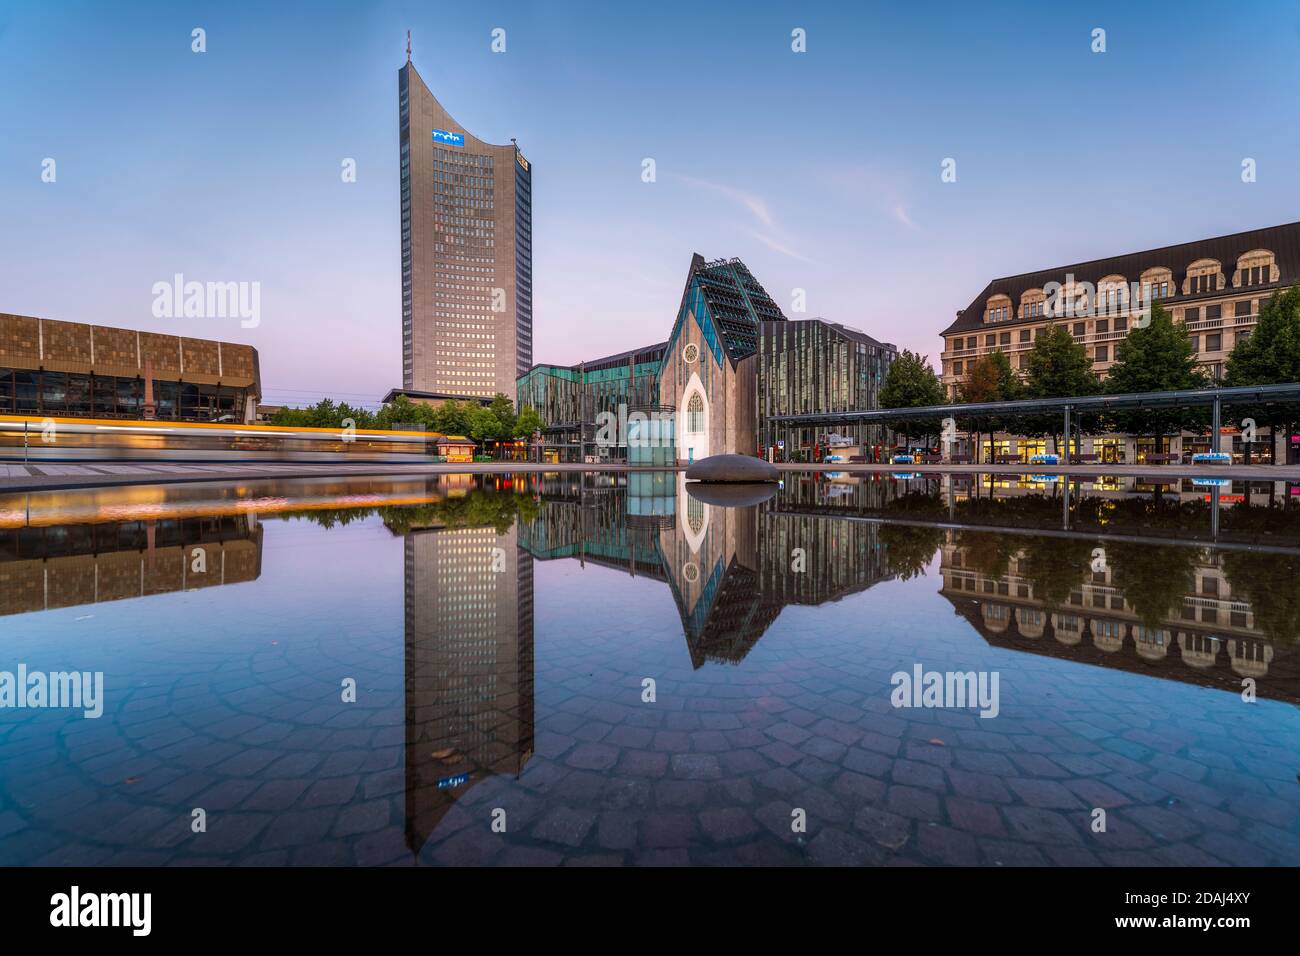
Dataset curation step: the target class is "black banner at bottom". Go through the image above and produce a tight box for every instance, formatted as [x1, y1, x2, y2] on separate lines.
[0, 866, 1280, 942]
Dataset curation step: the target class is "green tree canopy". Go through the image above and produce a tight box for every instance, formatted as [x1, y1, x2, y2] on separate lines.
[1018, 323, 1099, 441]
[1024, 324, 1100, 399]
[514, 405, 544, 440]
[879, 350, 947, 448]
[488, 393, 517, 437]
[1104, 301, 1209, 436]
[1105, 540, 1199, 629]
[1223, 550, 1300, 645]
[270, 398, 377, 430]
[957, 350, 1023, 448]
[1224, 285, 1300, 438]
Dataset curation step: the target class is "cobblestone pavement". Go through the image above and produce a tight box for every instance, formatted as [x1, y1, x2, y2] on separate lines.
[0, 513, 1297, 867]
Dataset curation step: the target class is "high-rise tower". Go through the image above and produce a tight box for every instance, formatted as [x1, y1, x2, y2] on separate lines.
[396, 56, 532, 402]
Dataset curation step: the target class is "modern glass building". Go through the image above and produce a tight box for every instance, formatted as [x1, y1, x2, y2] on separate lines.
[516, 342, 668, 462]
[0, 312, 261, 422]
[397, 54, 532, 403]
[521, 254, 897, 464]
[757, 319, 897, 461]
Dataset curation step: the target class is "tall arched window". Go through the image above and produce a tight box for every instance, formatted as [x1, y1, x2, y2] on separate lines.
[686, 392, 704, 433]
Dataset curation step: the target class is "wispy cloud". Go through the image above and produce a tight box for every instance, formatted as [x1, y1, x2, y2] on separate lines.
[830, 166, 922, 233]
[674, 174, 775, 230]
[750, 231, 821, 265]
[674, 173, 823, 264]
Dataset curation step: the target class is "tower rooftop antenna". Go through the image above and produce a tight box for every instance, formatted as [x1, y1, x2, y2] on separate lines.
[406, 31, 412, 64]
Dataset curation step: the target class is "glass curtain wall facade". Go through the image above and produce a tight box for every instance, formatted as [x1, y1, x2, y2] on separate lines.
[0, 370, 249, 421]
[757, 320, 897, 461]
[516, 343, 668, 462]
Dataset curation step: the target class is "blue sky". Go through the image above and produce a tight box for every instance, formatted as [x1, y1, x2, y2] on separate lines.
[3, 0, 1299, 408]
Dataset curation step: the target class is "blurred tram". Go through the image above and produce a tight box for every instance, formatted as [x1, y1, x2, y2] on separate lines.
[0, 415, 443, 463]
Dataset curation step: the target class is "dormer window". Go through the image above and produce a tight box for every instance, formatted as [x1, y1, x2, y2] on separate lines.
[1140, 267, 1172, 303]
[1098, 275, 1127, 315]
[985, 295, 1013, 323]
[1019, 289, 1046, 319]
[1184, 259, 1222, 296]
[1235, 250, 1276, 288]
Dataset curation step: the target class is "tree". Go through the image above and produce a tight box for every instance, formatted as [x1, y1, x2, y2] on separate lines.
[488, 393, 517, 438]
[956, 529, 1021, 582]
[1021, 323, 1100, 453]
[1104, 301, 1209, 442]
[1106, 540, 1199, 629]
[1019, 536, 1093, 609]
[1224, 285, 1300, 464]
[514, 405, 544, 440]
[374, 394, 436, 431]
[957, 350, 1022, 462]
[1223, 549, 1300, 645]
[430, 399, 471, 436]
[465, 404, 503, 443]
[1024, 324, 1100, 398]
[271, 398, 376, 430]
[878, 523, 944, 580]
[879, 350, 946, 453]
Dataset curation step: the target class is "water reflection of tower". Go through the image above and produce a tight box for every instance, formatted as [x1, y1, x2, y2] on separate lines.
[404, 521, 535, 855]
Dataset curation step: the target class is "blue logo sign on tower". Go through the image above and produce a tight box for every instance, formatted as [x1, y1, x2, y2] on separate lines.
[432, 128, 465, 148]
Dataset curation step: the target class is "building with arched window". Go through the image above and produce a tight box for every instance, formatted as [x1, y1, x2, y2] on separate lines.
[940, 220, 1299, 395]
[658, 255, 787, 464]
[520, 253, 897, 464]
[937, 220, 1300, 463]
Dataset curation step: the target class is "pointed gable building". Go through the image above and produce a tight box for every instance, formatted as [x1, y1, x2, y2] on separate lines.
[658, 254, 787, 463]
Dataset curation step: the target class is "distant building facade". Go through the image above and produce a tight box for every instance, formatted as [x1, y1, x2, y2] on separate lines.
[518, 253, 897, 464]
[939, 221, 1300, 463]
[404, 514, 534, 852]
[396, 57, 532, 405]
[0, 312, 260, 422]
[516, 342, 667, 462]
[0, 514, 262, 617]
[757, 318, 896, 462]
[941, 221, 1300, 393]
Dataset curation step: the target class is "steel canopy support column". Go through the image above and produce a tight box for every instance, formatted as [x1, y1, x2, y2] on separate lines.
[1212, 395, 1222, 455]
[1062, 405, 1072, 466]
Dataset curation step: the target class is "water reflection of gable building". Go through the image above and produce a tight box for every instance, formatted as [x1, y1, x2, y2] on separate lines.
[517, 477, 898, 667]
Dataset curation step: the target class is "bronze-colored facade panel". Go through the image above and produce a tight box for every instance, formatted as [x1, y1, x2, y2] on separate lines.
[0, 313, 261, 421]
[139, 331, 182, 376]
[0, 313, 41, 364]
[92, 325, 139, 371]
[41, 319, 93, 366]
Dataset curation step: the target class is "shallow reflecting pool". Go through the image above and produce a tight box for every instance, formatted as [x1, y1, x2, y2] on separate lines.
[1, 472, 1298, 866]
